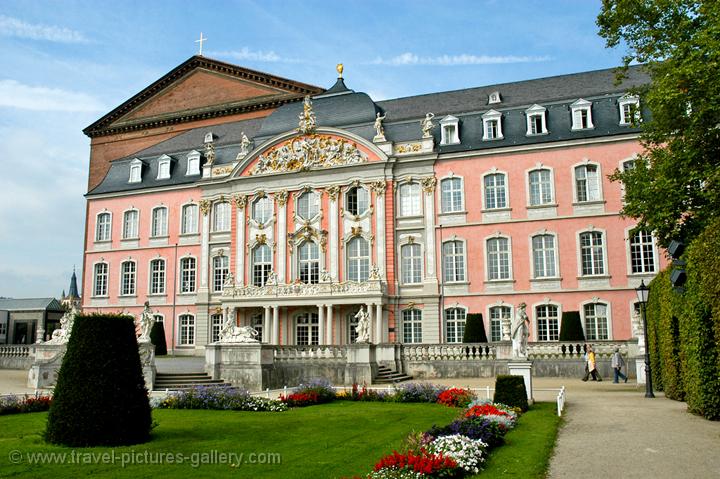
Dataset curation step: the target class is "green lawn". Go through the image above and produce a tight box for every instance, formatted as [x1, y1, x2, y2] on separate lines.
[0, 401, 561, 478]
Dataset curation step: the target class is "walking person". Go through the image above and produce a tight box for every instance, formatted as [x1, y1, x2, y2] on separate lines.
[612, 348, 628, 383]
[584, 345, 602, 381]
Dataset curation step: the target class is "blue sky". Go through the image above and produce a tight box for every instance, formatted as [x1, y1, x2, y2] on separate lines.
[0, 0, 626, 298]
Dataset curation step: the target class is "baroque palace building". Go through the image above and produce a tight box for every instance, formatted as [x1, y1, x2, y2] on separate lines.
[81, 56, 664, 354]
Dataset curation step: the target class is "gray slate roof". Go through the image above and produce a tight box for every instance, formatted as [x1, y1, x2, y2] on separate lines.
[0, 298, 64, 311]
[88, 64, 650, 196]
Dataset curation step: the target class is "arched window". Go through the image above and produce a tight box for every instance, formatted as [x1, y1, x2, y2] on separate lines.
[213, 201, 231, 232]
[487, 237, 510, 280]
[440, 177, 463, 213]
[584, 303, 609, 340]
[95, 212, 111, 242]
[630, 229, 656, 274]
[179, 257, 196, 293]
[401, 243, 422, 284]
[93, 263, 108, 297]
[528, 169, 553, 206]
[575, 164, 601, 202]
[252, 245, 272, 286]
[251, 312, 263, 342]
[123, 210, 139, 239]
[179, 314, 195, 345]
[532, 234, 557, 278]
[442, 240, 465, 283]
[536, 304, 559, 341]
[445, 308, 466, 343]
[210, 313, 224, 343]
[151, 206, 168, 237]
[297, 191, 319, 220]
[181, 204, 198, 234]
[252, 197, 272, 224]
[347, 237, 370, 282]
[484, 173, 507, 209]
[489, 306, 511, 342]
[149, 258, 166, 295]
[402, 309, 422, 343]
[120, 261, 136, 296]
[295, 312, 319, 345]
[398, 182, 421, 217]
[212, 256, 229, 292]
[298, 241, 319, 284]
[580, 231, 605, 275]
[346, 186, 369, 216]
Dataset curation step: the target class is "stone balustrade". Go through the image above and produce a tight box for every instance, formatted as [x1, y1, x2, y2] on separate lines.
[0, 345, 30, 357]
[528, 341, 631, 359]
[222, 279, 383, 300]
[273, 345, 347, 361]
[402, 343, 496, 362]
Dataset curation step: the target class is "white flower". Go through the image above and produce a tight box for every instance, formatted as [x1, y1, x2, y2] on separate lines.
[427, 434, 487, 474]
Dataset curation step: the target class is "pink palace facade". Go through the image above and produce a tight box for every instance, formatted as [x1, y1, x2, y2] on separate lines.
[81, 57, 665, 354]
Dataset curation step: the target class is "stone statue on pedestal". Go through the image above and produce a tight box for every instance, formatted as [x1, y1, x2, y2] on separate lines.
[46, 303, 78, 345]
[354, 306, 371, 343]
[511, 302, 530, 359]
[138, 301, 155, 342]
[373, 112, 386, 142]
[218, 310, 259, 343]
[421, 112, 435, 138]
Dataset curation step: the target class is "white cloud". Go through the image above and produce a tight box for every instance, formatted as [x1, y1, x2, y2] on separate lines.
[0, 79, 105, 112]
[371, 52, 552, 66]
[207, 48, 301, 63]
[0, 15, 88, 43]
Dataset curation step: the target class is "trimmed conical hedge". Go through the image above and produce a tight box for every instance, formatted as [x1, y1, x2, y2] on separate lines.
[150, 321, 167, 356]
[45, 313, 152, 446]
[559, 311, 585, 342]
[463, 313, 488, 343]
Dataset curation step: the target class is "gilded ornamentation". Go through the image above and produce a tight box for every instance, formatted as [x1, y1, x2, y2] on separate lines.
[275, 190, 289, 207]
[255, 234, 267, 245]
[287, 224, 328, 252]
[255, 190, 266, 199]
[233, 194, 247, 209]
[368, 265, 380, 280]
[212, 166, 233, 176]
[199, 199, 211, 216]
[370, 180, 387, 196]
[351, 226, 363, 237]
[421, 176, 437, 194]
[407, 235, 415, 244]
[405, 301, 416, 310]
[326, 185, 341, 201]
[395, 143, 422, 154]
[298, 96, 317, 135]
[250, 134, 367, 176]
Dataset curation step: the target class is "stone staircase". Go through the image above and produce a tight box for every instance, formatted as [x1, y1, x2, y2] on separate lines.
[373, 365, 413, 384]
[153, 372, 232, 391]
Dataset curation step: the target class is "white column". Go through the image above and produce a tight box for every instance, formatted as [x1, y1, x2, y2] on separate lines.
[375, 185, 386, 276]
[318, 305, 325, 345]
[375, 303, 383, 344]
[236, 205, 246, 286]
[200, 208, 211, 288]
[367, 303, 375, 344]
[273, 306, 280, 345]
[326, 304, 333, 344]
[277, 202, 287, 283]
[424, 184, 437, 279]
[263, 306, 271, 343]
[329, 196, 339, 280]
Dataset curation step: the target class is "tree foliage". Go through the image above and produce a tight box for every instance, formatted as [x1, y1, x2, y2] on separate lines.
[598, 1, 720, 247]
[462, 313, 488, 343]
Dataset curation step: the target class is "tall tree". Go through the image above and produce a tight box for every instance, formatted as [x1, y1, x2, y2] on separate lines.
[597, 1, 720, 247]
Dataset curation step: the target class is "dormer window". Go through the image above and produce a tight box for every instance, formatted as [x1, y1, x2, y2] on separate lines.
[525, 104, 548, 136]
[619, 95, 641, 125]
[571, 99, 594, 130]
[482, 110, 503, 141]
[186, 150, 201, 176]
[204, 132, 214, 143]
[157, 155, 171, 180]
[440, 115, 460, 145]
[129, 159, 142, 183]
[488, 91, 501, 105]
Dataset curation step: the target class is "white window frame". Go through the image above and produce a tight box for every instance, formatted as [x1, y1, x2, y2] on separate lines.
[482, 170, 509, 210]
[402, 308, 423, 344]
[526, 167, 555, 207]
[485, 234, 513, 281]
[487, 304, 512, 342]
[296, 190, 320, 221]
[618, 95, 641, 125]
[95, 211, 112, 242]
[157, 154, 171, 180]
[151, 206, 168, 238]
[346, 237, 370, 282]
[581, 300, 612, 340]
[400, 242, 423, 285]
[178, 313, 195, 346]
[148, 258, 166, 295]
[119, 260, 137, 296]
[439, 115, 460, 145]
[213, 201, 231, 232]
[186, 150, 201, 176]
[92, 261, 109, 297]
[525, 104, 548, 136]
[570, 99, 594, 130]
[398, 181, 422, 217]
[533, 301, 561, 342]
[442, 238, 467, 284]
[297, 240, 320, 284]
[251, 196, 273, 225]
[573, 161, 603, 203]
[530, 232, 559, 279]
[252, 244, 273, 287]
[129, 158, 143, 183]
[444, 306, 467, 344]
[482, 109, 503, 140]
[345, 185, 370, 217]
[179, 256, 197, 294]
[210, 313, 224, 343]
[295, 312, 319, 345]
[577, 229, 608, 277]
[627, 227, 658, 275]
[122, 209, 139, 240]
[180, 203, 199, 235]
[440, 175, 464, 213]
[212, 255, 229, 293]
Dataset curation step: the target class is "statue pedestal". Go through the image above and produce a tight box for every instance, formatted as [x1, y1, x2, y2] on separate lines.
[494, 341, 513, 360]
[635, 355, 647, 384]
[205, 342, 273, 391]
[508, 360, 534, 403]
[27, 343, 66, 389]
[138, 341, 157, 391]
[345, 343, 375, 385]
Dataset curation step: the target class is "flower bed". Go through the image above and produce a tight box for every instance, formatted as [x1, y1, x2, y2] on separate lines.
[280, 378, 336, 407]
[436, 388, 474, 408]
[154, 386, 287, 412]
[0, 395, 53, 415]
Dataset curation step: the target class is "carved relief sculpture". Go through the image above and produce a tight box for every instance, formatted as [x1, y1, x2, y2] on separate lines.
[421, 176, 437, 194]
[370, 180, 387, 196]
[199, 199, 211, 216]
[326, 185, 341, 201]
[233, 194, 247, 209]
[275, 190, 289, 208]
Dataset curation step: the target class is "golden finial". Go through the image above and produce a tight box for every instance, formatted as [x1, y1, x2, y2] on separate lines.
[336, 63, 344, 79]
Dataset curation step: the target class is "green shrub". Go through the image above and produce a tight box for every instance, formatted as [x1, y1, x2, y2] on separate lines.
[150, 321, 167, 356]
[558, 311, 585, 342]
[45, 314, 152, 446]
[463, 313, 488, 343]
[493, 375, 528, 412]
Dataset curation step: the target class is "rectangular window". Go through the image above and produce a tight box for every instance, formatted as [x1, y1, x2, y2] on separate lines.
[96, 213, 111, 242]
[402, 309, 422, 343]
[485, 119, 499, 139]
[179, 314, 195, 345]
[584, 303, 609, 340]
[401, 244, 422, 284]
[252, 245, 272, 287]
[575, 165, 600, 202]
[528, 169, 553, 206]
[93, 263, 108, 297]
[487, 237, 510, 280]
[630, 230, 656, 274]
[347, 238, 370, 282]
[150, 259, 166, 295]
[181, 204, 198, 235]
[441, 178, 463, 213]
[399, 183, 421, 217]
[158, 161, 170, 179]
[213, 256, 229, 292]
[489, 306, 510, 342]
[129, 164, 141, 183]
[442, 241, 465, 283]
[186, 157, 200, 175]
[151, 207, 168, 237]
[532, 235, 557, 278]
[573, 108, 590, 129]
[211, 314, 224, 343]
[445, 308, 466, 344]
[213, 202, 231, 232]
[529, 114, 543, 134]
[180, 257, 196, 293]
[121, 261, 136, 296]
[484, 174, 507, 209]
[123, 210, 138, 239]
[580, 231, 605, 276]
[536, 305, 559, 341]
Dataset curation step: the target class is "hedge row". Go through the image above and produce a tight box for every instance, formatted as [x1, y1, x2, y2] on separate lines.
[646, 218, 720, 419]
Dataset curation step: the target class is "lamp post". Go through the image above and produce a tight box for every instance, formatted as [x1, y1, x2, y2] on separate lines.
[635, 280, 655, 398]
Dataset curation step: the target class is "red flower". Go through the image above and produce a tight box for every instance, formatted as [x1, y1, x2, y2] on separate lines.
[436, 388, 473, 408]
[374, 449, 457, 475]
[465, 404, 510, 418]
